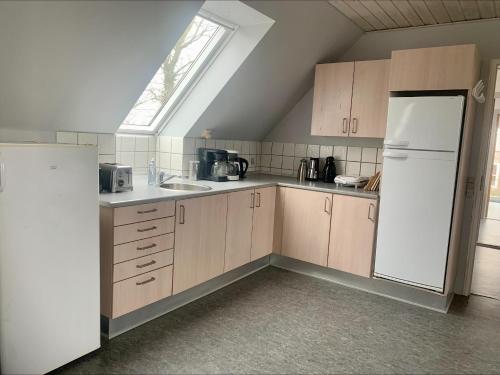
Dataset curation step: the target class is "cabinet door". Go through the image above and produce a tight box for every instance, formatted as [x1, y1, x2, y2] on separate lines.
[328, 195, 377, 278]
[281, 188, 332, 266]
[272, 187, 286, 254]
[311, 62, 354, 137]
[173, 194, 227, 294]
[350, 59, 390, 139]
[225, 189, 254, 272]
[251, 187, 276, 260]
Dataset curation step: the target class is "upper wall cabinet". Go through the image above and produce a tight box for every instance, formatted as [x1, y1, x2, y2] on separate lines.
[311, 59, 390, 139]
[389, 44, 479, 91]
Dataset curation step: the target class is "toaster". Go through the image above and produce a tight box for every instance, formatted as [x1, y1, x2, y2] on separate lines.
[99, 163, 133, 193]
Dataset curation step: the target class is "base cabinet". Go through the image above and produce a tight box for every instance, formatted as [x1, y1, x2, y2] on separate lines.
[251, 187, 276, 260]
[281, 188, 332, 266]
[328, 195, 377, 277]
[173, 194, 228, 294]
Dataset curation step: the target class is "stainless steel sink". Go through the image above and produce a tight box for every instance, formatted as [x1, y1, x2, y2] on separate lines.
[160, 183, 212, 192]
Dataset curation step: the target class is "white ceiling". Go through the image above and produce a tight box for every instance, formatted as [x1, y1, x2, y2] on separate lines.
[186, 0, 363, 140]
[0, 1, 202, 134]
[329, 0, 500, 31]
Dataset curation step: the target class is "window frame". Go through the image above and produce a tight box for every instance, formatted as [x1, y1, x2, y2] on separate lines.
[118, 10, 236, 135]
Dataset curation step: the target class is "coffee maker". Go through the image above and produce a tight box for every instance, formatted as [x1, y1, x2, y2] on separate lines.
[197, 148, 230, 182]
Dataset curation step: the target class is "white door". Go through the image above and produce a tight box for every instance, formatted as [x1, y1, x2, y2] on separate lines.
[0, 144, 100, 374]
[374, 149, 458, 292]
[385, 96, 464, 152]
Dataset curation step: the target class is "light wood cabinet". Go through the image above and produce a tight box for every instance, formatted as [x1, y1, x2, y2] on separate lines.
[251, 187, 276, 260]
[389, 44, 479, 91]
[350, 59, 390, 138]
[272, 187, 286, 254]
[225, 190, 254, 272]
[311, 62, 354, 136]
[328, 195, 377, 278]
[281, 188, 332, 266]
[173, 194, 227, 295]
[311, 59, 390, 139]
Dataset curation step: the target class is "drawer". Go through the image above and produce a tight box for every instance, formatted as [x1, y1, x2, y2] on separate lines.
[113, 217, 174, 245]
[114, 201, 175, 226]
[113, 250, 174, 282]
[112, 266, 173, 318]
[114, 233, 174, 264]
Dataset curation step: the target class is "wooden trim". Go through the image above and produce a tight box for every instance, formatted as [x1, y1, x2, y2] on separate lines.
[100, 206, 114, 318]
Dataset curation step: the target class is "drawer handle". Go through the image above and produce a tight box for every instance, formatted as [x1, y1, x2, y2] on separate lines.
[137, 208, 158, 214]
[137, 226, 157, 233]
[136, 260, 156, 269]
[136, 276, 156, 286]
[256, 192, 261, 207]
[137, 243, 157, 251]
[368, 203, 376, 222]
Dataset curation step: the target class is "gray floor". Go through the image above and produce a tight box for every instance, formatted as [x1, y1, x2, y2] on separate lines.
[57, 267, 500, 374]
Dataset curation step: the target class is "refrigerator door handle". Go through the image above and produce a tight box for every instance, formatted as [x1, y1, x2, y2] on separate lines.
[383, 150, 408, 159]
[384, 139, 409, 147]
[0, 155, 5, 192]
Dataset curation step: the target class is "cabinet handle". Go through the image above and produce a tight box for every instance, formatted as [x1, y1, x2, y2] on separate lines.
[352, 118, 358, 134]
[250, 193, 255, 208]
[136, 277, 156, 286]
[137, 208, 157, 214]
[324, 197, 331, 215]
[256, 192, 261, 208]
[0, 156, 5, 193]
[342, 118, 348, 134]
[137, 226, 157, 233]
[136, 260, 156, 269]
[179, 204, 185, 224]
[368, 203, 376, 222]
[137, 243, 157, 251]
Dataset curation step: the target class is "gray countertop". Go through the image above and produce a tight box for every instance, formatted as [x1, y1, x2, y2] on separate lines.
[99, 174, 378, 208]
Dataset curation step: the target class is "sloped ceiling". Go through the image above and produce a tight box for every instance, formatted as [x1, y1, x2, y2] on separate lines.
[0, 0, 202, 134]
[186, 0, 363, 140]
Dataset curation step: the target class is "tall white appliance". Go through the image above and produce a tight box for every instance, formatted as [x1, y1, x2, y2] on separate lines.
[0, 144, 100, 374]
[374, 96, 465, 293]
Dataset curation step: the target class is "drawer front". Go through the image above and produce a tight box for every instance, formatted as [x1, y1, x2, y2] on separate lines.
[112, 266, 173, 318]
[113, 233, 174, 264]
[114, 201, 175, 226]
[113, 250, 174, 282]
[114, 217, 174, 245]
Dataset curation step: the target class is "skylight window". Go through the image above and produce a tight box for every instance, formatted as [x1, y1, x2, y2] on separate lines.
[119, 13, 231, 133]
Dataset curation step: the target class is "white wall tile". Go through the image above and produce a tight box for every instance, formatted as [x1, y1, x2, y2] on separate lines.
[215, 139, 226, 149]
[206, 139, 216, 148]
[270, 155, 283, 169]
[98, 154, 115, 164]
[333, 145, 347, 160]
[56, 131, 77, 144]
[361, 148, 377, 163]
[293, 157, 304, 171]
[135, 168, 147, 175]
[77, 133, 97, 146]
[294, 144, 307, 157]
[232, 140, 242, 152]
[256, 142, 262, 155]
[182, 137, 195, 154]
[195, 138, 206, 150]
[134, 136, 149, 152]
[160, 153, 171, 169]
[320, 145, 333, 158]
[134, 151, 148, 168]
[307, 144, 319, 158]
[261, 154, 271, 167]
[171, 153, 183, 170]
[376, 163, 383, 173]
[282, 169, 294, 177]
[260, 167, 270, 173]
[347, 147, 362, 161]
[241, 141, 250, 154]
[120, 151, 134, 166]
[270, 168, 282, 176]
[346, 161, 361, 176]
[282, 156, 294, 170]
[261, 141, 272, 154]
[98, 134, 115, 155]
[171, 137, 183, 154]
[159, 136, 171, 153]
[120, 135, 136, 152]
[377, 148, 384, 163]
[249, 141, 257, 154]
[282, 143, 294, 156]
[272, 142, 284, 155]
[360, 162, 376, 177]
[148, 136, 156, 152]
[335, 161, 346, 175]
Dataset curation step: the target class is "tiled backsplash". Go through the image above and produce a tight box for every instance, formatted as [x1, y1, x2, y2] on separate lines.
[259, 141, 383, 177]
[57, 131, 383, 178]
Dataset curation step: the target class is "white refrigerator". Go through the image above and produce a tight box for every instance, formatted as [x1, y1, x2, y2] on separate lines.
[0, 144, 100, 374]
[374, 96, 465, 292]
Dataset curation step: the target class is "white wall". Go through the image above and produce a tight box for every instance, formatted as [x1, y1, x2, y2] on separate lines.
[0, 0, 201, 139]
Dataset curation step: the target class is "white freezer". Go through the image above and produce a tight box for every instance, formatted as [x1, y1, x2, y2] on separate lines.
[374, 149, 458, 292]
[0, 144, 100, 374]
[384, 96, 465, 152]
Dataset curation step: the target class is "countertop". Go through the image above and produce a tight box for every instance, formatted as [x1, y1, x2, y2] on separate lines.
[99, 174, 379, 208]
